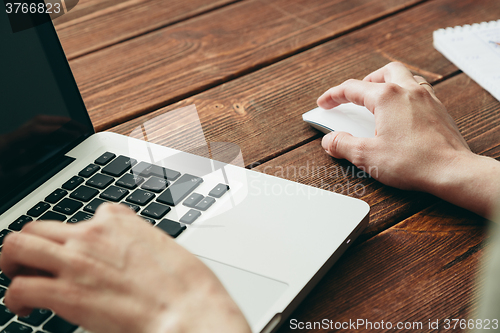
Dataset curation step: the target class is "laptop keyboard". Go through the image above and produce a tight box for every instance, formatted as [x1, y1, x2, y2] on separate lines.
[0, 152, 230, 333]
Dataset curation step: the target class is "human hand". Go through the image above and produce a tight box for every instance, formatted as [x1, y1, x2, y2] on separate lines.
[317, 62, 500, 217]
[0, 204, 251, 333]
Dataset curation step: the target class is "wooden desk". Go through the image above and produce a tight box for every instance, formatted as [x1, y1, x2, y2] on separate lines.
[54, 0, 500, 331]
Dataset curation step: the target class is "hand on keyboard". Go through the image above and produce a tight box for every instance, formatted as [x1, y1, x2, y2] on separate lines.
[0, 204, 251, 333]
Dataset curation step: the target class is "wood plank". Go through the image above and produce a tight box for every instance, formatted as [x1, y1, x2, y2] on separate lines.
[69, 0, 429, 131]
[53, 0, 124, 25]
[275, 202, 487, 332]
[81, 0, 500, 133]
[53, 0, 239, 59]
[107, 47, 500, 171]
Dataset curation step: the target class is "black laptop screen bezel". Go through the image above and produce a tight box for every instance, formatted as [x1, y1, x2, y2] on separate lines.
[34, 15, 95, 140]
[0, 10, 95, 215]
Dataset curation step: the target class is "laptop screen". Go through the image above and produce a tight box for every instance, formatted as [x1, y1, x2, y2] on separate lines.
[0, 8, 93, 213]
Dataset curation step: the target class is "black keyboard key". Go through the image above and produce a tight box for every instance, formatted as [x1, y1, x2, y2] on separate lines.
[121, 203, 140, 213]
[116, 174, 144, 190]
[27, 202, 50, 217]
[61, 176, 84, 191]
[68, 212, 93, 224]
[141, 177, 168, 193]
[38, 211, 66, 222]
[130, 162, 151, 177]
[141, 203, 171, 220]
[150, 166, 180, 181]
[84, 198, 107, 214]
[100, 186, 129, 202]
[94, 152, 116, 166]
[183, 193, 204, 208]
[0, 230, 12, 246]
[180, 209, 201, 224]
[45, 189, 68, 204]
[157, 219, 186, 238]
[208, 184, 230, 198]
[1, 321, 33, 333]
[0, 287, 6, 299]
[126, 189, 155, 206]
[102, 155, 136, 177]
[19, 308, 53, 326]
[86, 173, 114, 189]
[157, 174, 203, 206]
[131, 162, 181, 181]
[53, 199, 83, 215]
[9, 215, 33, 231]
[43, 315, 78, 333]
[78, 164, 100, 178]
[195, 197, 216, 211]
[70, 185, 99, 202]
[0, 304, 14, 325]
[0, 273, 11, 288]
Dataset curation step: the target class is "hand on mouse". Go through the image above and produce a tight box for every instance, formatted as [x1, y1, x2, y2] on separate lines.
[317, 62, 500, 218]
[0, 203, 251, 333]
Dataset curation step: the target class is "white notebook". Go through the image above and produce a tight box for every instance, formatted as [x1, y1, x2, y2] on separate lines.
[433, 20, 500, 102]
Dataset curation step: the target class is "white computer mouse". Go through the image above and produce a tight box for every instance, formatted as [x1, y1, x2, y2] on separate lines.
[302, 102, 376, 138]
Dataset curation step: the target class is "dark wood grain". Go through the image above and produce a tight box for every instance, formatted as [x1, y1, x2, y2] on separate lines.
[53, 0, 239, 59]
[53, 0, 124, 25]
[68, 0, 430, 131]
[80, 0, 500, 133]
[276, 202, 488, 332]
[107, 51, 500, 171]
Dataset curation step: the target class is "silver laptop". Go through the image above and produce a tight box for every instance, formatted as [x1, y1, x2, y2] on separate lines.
[0, 8, 369, 333]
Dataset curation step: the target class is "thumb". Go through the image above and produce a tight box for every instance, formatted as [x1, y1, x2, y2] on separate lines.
[322, 131, 364, 161]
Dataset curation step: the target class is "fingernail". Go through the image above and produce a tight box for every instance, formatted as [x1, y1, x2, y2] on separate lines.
[322, 132, 334, 153]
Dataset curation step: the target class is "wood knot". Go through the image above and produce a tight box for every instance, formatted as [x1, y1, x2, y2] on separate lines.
[233, 103, 246, 115]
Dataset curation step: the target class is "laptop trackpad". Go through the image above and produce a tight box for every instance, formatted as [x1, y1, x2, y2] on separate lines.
[198, 256, 288, 326]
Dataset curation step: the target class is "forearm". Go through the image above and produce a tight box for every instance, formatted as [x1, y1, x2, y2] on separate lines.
[432, 152, 500, 219]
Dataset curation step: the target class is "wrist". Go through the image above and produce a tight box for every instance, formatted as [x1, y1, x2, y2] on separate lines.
[430, 151, 500, 218]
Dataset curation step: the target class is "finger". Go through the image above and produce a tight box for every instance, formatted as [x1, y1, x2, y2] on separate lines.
[413, 75, 436, 96]
[317, 79, 381, 111]
[363, 62, 417, 89]
[322, 131, 369, 162]
[20, 221, 76, 244]
[94, 202, 137, 220]
[4, 276, 80, 319]
[0, 233, 68, 278]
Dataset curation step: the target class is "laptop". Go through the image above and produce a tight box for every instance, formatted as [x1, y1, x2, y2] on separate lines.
[0, 6, 369, 333]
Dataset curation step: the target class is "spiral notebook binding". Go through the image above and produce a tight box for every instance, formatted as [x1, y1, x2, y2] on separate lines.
[434, 19, 500, 36]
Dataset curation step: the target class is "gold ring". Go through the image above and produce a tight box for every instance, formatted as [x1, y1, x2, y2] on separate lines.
[419, 81, 434, 91]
